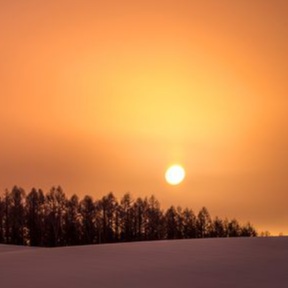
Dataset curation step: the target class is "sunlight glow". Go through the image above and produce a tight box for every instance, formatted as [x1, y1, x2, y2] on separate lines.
[165, 165, 185, 185]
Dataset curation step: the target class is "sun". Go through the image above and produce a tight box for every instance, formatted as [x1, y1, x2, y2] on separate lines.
[165, 165, 185, 185]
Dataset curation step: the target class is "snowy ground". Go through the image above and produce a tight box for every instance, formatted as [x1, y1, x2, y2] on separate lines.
[0, 237, 287, 288]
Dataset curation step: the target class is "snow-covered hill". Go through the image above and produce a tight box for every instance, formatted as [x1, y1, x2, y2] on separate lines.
[0, 237, 287, 287]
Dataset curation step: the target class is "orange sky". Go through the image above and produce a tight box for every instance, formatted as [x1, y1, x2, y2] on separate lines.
[0, 0, 287, 235]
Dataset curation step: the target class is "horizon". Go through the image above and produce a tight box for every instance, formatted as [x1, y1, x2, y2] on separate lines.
[1, 1, 287, 236]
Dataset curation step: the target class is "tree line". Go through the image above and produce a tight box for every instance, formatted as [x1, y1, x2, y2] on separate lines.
[0, 186, 257, 247]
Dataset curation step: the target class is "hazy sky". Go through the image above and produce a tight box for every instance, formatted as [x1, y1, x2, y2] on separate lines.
[0, 0, 287, 235]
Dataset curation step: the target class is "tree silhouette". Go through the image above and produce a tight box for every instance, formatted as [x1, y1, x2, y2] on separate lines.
[44, 186, 67, 246]
[165, 206, 179, 239]
[145, 196, 164, 240]
[80, 195, 97, 245]
[197, 207, 212, 238]
[8, 186, 26, 245]
[182, 208, 197, 239]
[133, 197, 147, 241]
[97, 192, 118, 243]
[0, 195, 5, 243]
[0, 186, 258, 247]
[227, 219, 241, 237]
[65, 194, 82, 246]
[119, 193, 134, 242]
[241, 222, 257, 237]
[3, 190, 12, 244]
[26, 188, 45, 246]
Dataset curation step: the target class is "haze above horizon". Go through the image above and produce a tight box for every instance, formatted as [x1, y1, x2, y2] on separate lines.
[0, 0, 287, 235]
